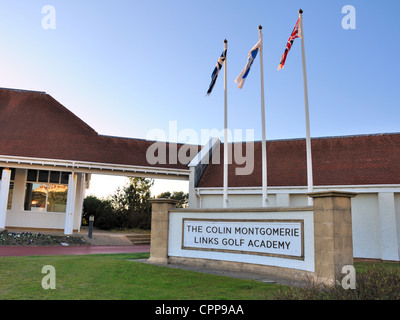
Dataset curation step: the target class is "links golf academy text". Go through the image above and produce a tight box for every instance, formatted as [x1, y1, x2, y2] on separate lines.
[183, 219, 303, 257]
[155, 304, 244, 317]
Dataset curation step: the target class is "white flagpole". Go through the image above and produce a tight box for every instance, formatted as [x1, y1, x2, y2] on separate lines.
[223, 39, 229, 208]
[299, 9, 314, 204]
[258, 26, 268, 207]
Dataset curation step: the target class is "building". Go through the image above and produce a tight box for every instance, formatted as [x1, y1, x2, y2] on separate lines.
[187, 134, 400, 262]
[0, 88, 192, 234]
[1, 87, 399, 262]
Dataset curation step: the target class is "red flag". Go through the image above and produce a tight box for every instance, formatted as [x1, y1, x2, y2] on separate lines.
[278, 18, 301, 70]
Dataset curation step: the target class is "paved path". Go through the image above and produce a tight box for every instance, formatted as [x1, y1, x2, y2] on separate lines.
[0, 245, 150, 257]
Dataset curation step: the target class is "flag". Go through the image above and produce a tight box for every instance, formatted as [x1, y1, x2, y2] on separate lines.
[206, 48, 227, 95]
[234, 38, 262, 89]
[277, 17, 301, 70]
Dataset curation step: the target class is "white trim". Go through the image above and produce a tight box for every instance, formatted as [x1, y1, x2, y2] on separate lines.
[0, 155, 190, 179]
[195, 184, 400, 195]
[188, 138, 220, 167]
[0, 169, 11, 228]
[64, 174, 77, 235]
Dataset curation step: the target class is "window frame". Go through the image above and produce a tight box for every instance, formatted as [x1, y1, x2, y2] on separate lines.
[24, 170, 70, 214]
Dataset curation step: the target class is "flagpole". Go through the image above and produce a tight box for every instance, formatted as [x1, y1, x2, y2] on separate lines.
[299, 9, 314, 204]
[223, 39, 229, 208]
[258, 26, 268, 207]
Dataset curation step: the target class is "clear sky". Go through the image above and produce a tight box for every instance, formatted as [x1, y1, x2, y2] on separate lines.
[0, 0, 399, 197]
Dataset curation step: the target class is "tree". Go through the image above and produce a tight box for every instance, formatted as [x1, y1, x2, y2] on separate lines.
[157, 191, 189, 208]
[82, 178, 154, 230]
[110, 177, 154, 229]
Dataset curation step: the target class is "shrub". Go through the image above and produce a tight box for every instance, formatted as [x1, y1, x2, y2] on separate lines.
[82, 195, 104, 226]
[275, 264, 400, 300]
[94, 201, 121, 230]
[82, 196, 117, 230]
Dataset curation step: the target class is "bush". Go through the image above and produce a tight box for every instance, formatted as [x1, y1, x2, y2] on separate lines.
[82, 195, 117, 230]
[275, 264, 400, 300]
[82, 195, 104, 226]
[94, 201, 121, 230]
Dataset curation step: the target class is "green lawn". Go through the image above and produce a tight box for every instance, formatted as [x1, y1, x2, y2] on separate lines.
[0, 253, 280, 300]
[2, 253, 399, 300]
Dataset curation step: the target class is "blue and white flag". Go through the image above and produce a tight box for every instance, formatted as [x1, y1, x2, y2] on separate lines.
[235, 39, 262, 89]
[206, 48, 227, 95]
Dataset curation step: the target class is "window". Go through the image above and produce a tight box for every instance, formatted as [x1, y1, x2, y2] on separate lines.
[47, 184, 68, 213]
[0, 168, 15, 210]
[24, 170, 70, 213]
[25, 183, 47, 211]
[50, 171, 60, 183]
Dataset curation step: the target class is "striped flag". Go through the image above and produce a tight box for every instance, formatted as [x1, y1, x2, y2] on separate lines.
[277, 17, 301, 70]
[235, 39, 262, 89]
[206, 48, 227, 95]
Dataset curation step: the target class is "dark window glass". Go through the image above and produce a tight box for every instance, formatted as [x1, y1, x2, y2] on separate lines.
[24, 183, 33, 210]
[61, 172, 70, 185]
[50, 171, 60, 183]
[38, 171, 49, 183]
[27, 170, 38, 182]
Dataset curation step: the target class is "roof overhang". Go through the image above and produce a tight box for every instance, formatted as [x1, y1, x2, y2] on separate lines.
[0, 155, 190, 180]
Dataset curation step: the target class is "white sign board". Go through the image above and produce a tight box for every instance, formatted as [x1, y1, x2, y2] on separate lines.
[183, 219, 304, 259]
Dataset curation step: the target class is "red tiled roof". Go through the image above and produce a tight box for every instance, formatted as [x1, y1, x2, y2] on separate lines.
[0, 88, 195, 170]
[197, 133, 400, 188]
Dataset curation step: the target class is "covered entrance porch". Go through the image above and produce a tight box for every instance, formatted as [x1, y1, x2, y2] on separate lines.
[0, 155, 190, 235]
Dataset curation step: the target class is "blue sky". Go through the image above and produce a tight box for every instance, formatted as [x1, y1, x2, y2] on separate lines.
[0, 0, 399, 196]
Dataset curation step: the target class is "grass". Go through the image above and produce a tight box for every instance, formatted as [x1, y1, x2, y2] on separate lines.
[0, 253, 279, 300]
[1, 252, 399, 300]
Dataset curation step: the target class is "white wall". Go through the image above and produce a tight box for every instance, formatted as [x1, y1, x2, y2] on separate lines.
[351, 193, 380, 259]
[395, 194, 400, 258]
